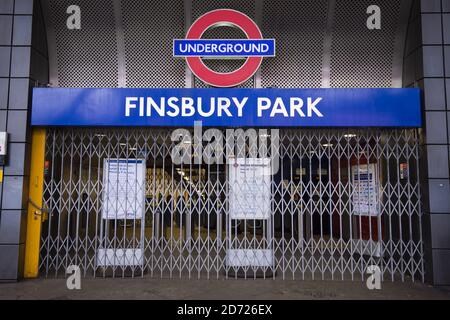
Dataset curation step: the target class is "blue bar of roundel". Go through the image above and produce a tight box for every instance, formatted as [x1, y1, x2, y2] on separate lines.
[173, 39, 276, 57]
[31, 88, 422, 127]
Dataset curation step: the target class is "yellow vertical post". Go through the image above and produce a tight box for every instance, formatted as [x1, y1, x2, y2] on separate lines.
[24, 128, 46, 278]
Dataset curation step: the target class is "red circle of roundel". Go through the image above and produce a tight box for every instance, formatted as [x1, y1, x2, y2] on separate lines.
[186, 9, 263, 88]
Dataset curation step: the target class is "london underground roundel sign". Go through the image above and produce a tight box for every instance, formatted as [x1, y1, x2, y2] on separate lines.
[173, 9, 275, 87]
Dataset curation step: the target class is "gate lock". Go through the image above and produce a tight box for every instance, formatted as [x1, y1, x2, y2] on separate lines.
[28, 198, 49, 222]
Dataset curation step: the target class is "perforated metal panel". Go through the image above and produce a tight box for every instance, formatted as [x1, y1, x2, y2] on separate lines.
[43, 0, 408, 89]
[261, 0, 328, 88]
[192, 0, 255, 88]
[40, 128, 424, 281]
[121, 1, 185, 88]
[330, 0, 401, 88]
[48, 0, 119, 87]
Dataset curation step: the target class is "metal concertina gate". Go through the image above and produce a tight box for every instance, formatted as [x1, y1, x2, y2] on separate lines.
[39, 127, 424, 281]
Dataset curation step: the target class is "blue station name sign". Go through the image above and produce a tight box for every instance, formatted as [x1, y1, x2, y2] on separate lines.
[31, 88, 421, 127]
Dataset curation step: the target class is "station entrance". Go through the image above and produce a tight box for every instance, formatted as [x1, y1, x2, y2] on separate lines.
[38, 128, 424, 281]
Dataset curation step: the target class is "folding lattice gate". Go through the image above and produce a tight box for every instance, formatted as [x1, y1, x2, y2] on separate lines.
[39, 128, 424, 281]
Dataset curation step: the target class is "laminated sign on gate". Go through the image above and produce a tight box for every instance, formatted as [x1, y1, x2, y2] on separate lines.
[227, 158, 274, 268]
[101, 159, 146, 220]
[229, 158, 271, 220]
[351, 163, 380, 217]
[98, 159, 146, 267]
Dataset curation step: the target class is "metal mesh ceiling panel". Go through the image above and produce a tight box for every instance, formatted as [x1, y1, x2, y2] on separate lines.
[121, 1, 185, 88]
[43, 0, 408, 89]
[330, 0, 401, 88]
[261, 0, 328, 88]
[48, 0, 119, 87]
[192, 0, 255, 88]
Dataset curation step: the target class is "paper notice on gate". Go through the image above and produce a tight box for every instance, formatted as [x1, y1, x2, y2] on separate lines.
[101, 158, 146, 220]
[229, 158, 271, 220]
[351, 163, 380, 216]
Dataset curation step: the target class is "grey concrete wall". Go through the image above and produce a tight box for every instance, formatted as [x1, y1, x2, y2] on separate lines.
[0, 0, 48, 281]
[405, 0, 450, 285]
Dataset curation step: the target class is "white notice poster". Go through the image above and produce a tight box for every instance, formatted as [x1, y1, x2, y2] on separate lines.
[101, 159, 146, 220]
[351, 163, 380, 216]
[229, 158, 271, 220]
